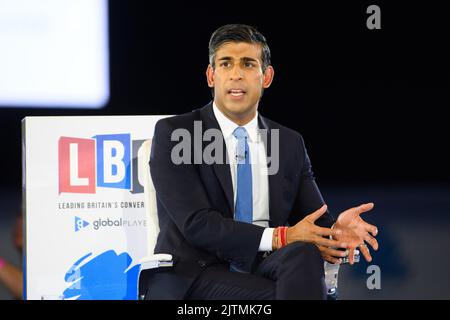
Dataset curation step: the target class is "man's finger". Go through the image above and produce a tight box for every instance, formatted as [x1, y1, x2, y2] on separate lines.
[348, 248, 355, 265]
[365, 223, 378, 236]
[339, 202, 374, 219]
[314, 236, 347, 249]
[359, 244, 372, 262]
[313, 225, 342, 237]
[306, 205, 328, 222]
[322, 247, 348, 258]
[324, 256, 342, 264]
[316, 246, 341, 264]
[356, 202, 375, 216]
[365, 235, 379, 251]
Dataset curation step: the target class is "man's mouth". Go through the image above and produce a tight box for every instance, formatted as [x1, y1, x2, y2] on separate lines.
[228, 89, 246, 97]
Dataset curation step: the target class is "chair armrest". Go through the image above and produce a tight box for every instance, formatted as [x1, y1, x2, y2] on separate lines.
[324, 250, 360, 298]
[140, 254, 173, 270]
[137, 253, 174, 300]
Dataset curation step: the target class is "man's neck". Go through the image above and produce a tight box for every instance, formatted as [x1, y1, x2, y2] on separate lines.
[214, 101, 258, 126]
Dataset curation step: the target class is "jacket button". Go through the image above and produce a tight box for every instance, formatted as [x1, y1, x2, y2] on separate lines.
[198, 260, 206, 267]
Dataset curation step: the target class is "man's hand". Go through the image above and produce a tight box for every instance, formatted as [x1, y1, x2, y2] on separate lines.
[316, 245, 349, 264]
[285, 205, 348, 250]
[333, 203, 379, 264]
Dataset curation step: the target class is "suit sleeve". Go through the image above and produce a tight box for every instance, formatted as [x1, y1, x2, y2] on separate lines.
[149, 119, 265, 270]
[288, 134, 335, 228]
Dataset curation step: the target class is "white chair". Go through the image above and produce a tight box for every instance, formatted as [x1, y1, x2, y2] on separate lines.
[324, 250, 360, 299]
[137, 139, 173, 300]
[137, 139, 358, 299]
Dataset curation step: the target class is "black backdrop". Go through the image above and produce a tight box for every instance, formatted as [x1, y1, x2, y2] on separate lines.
[1, 0, 449, 191]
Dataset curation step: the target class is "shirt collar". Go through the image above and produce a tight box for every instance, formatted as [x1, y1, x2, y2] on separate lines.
[212, 101, 259, 142]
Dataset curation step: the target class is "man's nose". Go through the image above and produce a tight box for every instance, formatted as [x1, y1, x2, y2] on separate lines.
[230, 65, 243, 80]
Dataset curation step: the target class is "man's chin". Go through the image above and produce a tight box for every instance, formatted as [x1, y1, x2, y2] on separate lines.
[223, 99, 254, 112]
[225, 105, 254, 117]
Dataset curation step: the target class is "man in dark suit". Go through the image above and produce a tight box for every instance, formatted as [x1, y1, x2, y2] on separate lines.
[146, 24, 379, 299]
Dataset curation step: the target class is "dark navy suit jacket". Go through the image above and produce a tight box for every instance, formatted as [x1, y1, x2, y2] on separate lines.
[145, 102, 334, 299]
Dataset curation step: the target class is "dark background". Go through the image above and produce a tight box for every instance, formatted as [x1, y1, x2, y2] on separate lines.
[1, 0, 449, 299]
[0, 0, 449, 189]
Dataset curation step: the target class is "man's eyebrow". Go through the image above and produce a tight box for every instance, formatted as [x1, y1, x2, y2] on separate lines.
[242, 57, 259, 63]
[217, 56, 259, 62]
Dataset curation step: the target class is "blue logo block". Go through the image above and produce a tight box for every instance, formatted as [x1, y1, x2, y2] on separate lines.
[94, 134, 131, 190]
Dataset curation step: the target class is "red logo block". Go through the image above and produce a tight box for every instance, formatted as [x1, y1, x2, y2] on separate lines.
[58, 137, 96, 194]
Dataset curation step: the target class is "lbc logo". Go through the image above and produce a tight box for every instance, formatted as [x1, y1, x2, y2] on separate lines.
[58, 134, 146, 194]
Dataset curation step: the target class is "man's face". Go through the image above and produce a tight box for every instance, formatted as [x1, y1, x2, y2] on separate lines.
[206, 42, 274, 124]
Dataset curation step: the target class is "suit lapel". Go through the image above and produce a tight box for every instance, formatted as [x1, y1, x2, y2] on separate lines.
[258, 115, 285, 227]
[200, 103, 234, 217]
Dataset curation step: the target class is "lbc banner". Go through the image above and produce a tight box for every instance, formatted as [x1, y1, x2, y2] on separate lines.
[22, 115, 168, 300]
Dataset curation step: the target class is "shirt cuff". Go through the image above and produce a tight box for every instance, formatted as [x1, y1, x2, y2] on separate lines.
[258, 228, 275, 252]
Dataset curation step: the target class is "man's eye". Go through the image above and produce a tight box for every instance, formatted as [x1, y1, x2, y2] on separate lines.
[244, 62, 255, 68]
[220, 62, 230, 67]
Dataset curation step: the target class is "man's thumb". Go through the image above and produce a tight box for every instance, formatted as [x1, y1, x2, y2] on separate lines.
[307, 204, 328, 222]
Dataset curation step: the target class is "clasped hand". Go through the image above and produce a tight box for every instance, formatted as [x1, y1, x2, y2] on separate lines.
[286, 203, 378, 264]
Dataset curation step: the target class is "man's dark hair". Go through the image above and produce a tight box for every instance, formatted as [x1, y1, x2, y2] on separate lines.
[209, 24, 271, 72]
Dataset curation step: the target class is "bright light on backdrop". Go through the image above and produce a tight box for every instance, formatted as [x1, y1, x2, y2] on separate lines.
[0, 0, 109, 109]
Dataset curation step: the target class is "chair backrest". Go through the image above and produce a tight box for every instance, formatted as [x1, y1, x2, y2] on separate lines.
[137, 139, 159, 256]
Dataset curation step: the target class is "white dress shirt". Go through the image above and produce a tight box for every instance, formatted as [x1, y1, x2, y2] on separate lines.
[213, 102, 274, 252]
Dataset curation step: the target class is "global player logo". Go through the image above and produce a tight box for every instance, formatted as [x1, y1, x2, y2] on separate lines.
[75, 217, 89, 232]
[58, 134, 146, 194]
[74, 216, 146, 231]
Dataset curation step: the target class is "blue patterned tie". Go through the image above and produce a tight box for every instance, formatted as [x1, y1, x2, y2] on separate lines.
[230, 127, 253, 273]
[233, 126, 253, 224]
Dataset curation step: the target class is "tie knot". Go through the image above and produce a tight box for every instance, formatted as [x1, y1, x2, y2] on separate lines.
[233, 126, 248, 140]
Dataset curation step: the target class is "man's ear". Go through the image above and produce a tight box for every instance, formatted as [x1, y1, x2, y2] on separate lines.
[206, 64, 215, 88]
[262, 66, 275, 89]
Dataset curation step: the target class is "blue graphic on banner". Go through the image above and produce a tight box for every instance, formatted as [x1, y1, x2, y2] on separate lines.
[63, 250, 140, 300]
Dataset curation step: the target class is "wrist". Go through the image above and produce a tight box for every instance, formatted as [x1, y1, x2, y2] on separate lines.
[286, 227, 291, 245]
[272, 227, 279, 250]
[279, 227, 287, 247]
[272, 227, 289, 250]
